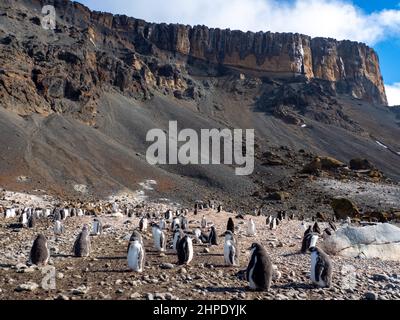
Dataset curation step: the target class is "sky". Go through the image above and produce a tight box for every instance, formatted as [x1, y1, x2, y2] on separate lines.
[78, 0, 400, 106]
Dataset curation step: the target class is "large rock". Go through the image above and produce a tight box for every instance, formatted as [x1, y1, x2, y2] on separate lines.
[331, 198, 359, 219]
[349, 158, 375, 171]
[322, 224, 400, 261]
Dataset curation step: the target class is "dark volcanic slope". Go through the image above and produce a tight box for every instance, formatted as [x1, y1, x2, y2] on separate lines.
[0, 0, 399, 206]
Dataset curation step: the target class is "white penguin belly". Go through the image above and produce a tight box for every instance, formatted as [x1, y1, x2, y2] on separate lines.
[186, 238, 193, 264]
[127, 243, 143, 272]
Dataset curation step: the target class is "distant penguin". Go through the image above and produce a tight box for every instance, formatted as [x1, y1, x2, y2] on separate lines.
[20, 212, 28, 227]
[165, 210, 173, 221]
[54, 220, 64, 235]
[70, 208, 76, 217]
[159, 218, 166, 230]
[277, 211, 283, 221]
[29, 234, 50, 266]
[180, 217, 188, 230]
[310, 247, 333, 288]
[91, 218, 102, 235]
[194, 208, 198, 215]
[269, 218, 277, 230]
[139, 217, 148, 233]
[329, 221, 337, 231]
[177, 235, 194, 265]
[224, 231, 238, 266]
[217, 205, 222, 213]
[246, 243, 273, 291]
[290, 213, 295, 220]
[127, 239, 145, 272]
[171, 217, 180, 231]
[201, 216, 207, 229]
[208, 226, 218, 246]
[313, 222, 321, 234]
[247, 218, 256, 236]
[152, 224, 166, 252]
[73, 225, 91, 257]
[346, 216, 352, 224]
[266, 215, 272, 226]
[322, 228, 333, 239]
[301, 221, 307, 231]
[28, 214, 36, 228]
[227, 217, 235, 234]
[173, 228, 185, 252]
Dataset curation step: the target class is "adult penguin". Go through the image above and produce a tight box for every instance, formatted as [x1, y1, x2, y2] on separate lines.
[223, 231, 238, 266]
[177, 235, 194, 265]
[208, 225, 218, 246]
[139, 217, 148, 233]
[227, 217, 235, 234]
[91, 218, 102, 236]
[152, 223, 166, 252]
[246, 243, 273, 291]
[310, 246, 333, 288]
[127, 237, 145, 272]
[313, 222, 321, 234]
[173, 228, 185, 252]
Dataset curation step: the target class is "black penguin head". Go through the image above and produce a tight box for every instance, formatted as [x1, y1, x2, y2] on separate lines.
[223, 230, 234, 240]
[249, 242, 263, 252]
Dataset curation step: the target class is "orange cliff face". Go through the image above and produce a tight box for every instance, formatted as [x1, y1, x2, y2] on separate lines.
[24, 0, 388, 105]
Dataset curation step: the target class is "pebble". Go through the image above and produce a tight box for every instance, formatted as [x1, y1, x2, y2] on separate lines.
[16, 282, 39, 292]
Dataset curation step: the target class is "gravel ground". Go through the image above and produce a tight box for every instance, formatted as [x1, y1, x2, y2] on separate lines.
[0, 205, 399, 301]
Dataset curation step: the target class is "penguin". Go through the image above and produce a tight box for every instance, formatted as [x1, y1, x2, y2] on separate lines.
[152, 223, 166, 252]
[277, 211, 283, 221]
[173, 228, 185, 252]
[139, 217, 148, 233]
[91, 218, 102, 235]
[127, 230, 143, 253]
[177, 235, 194, 265]
[44, 209, 51, 218]
[19, 211, 28, 227]
[246, 243, 273, 291]
[54, 220, 64, 235]
[208, 225, 218, 246]
[269, 218, 277, 230]
[73, 225, 91, 257]
[290, 213, 295, 220]
[165, 210, 173, 221]
[310, 247, 333, 288]
[194, 208, 198, 215]
[171, 217, 180, 231]
[159, 218, 166, 230]
[77, 209, 84, 217]
[247, 218, 256, 236]
[301, 221, 307, 231]
[29, 234, 50, 266]
[127, 238, 145, 272]
[322, 228, 333, 239]
[227, 217, 235, 234]
[217, 205, 222, 213]
[28, 214, 36, 228]
[301, 230, 319, 254]
[223, 231, 238, 266]
[201, 216, 207, 229]
[62, 208, 69, 220]
[180, 216, 188, 231]
[176, 209, 181, 217]
[329, 221, 337, 232]
[70, 208, 76, 217]
[313, 222, 321, 234]
[266, 215, 272, 226]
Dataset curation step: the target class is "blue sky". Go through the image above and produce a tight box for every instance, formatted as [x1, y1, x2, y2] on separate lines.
[79, 0, 400, 105]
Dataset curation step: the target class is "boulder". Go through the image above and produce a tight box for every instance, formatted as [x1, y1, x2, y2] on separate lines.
[267, 191, 290, 201]
[302, 157, 322, 174]
[320, 157, 345, 170]
[322, 223, 400, 261]
[331, 198, 359, 219]
[349, 158, 375, 171]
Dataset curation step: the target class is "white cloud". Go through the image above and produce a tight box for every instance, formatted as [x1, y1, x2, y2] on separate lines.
[85, 0, 400, 45]
[385, 83, 400, 106]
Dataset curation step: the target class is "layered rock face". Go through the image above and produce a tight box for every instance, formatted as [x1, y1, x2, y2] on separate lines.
[31, 0, 387, 105]
[0, 0, 387, 119]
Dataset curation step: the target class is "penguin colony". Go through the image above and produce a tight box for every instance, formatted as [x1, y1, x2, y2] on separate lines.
[2, 201, 336, 294]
